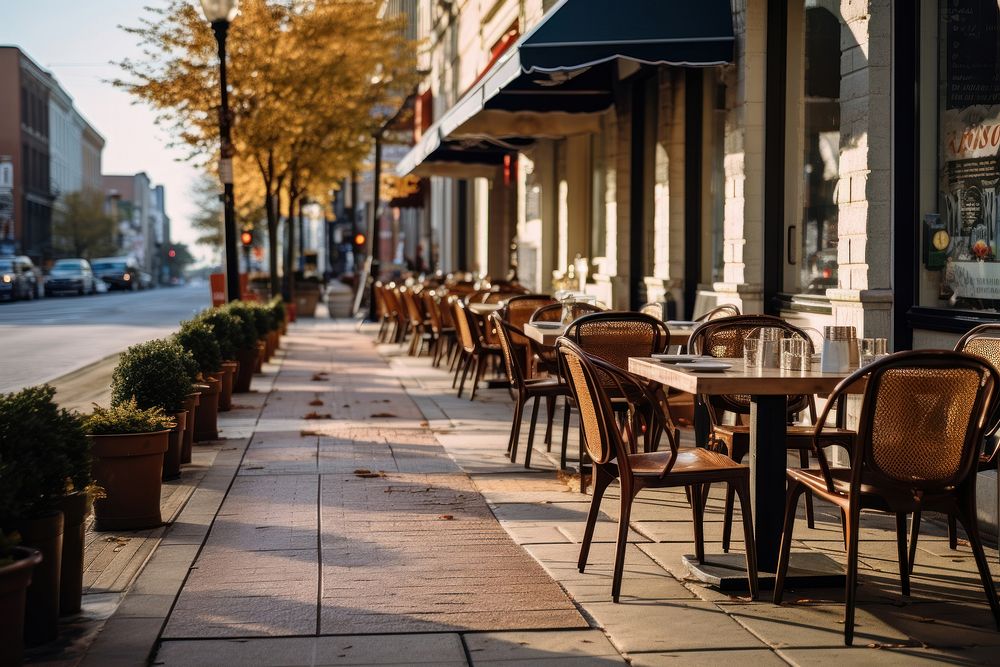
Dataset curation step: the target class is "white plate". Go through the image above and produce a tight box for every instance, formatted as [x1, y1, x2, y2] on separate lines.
[666, 320, 699, 327]
[675, 361, 732, 372]
[531, 322, 564, 329]
[651, 354, 701, 363]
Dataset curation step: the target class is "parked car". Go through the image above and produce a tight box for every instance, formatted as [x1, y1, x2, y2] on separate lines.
[138, 271, 154, 290]
[0, 256, 38, 301]
[91, 257, 140, 291]
[45, 258, 97, 296]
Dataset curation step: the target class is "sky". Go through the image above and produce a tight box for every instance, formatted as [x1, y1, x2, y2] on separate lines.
[0, 1, 211, 262]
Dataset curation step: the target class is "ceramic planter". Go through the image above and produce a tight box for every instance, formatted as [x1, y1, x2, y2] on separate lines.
[57, 493, 89, 616]
[255, 341, 265, 373]
[219, 361, 237, 411]
[234, 347, 256, 392]
[181, 393, 199, 464]
[0, 546, 42, 667]
[162, 411, 186, 481]
[14, 511, 63, 646]
[90, 430, 170, 531]
[194, 378, 221, 442]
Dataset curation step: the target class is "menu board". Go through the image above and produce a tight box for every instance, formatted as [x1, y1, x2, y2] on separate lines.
[945, 0, 1000, 109]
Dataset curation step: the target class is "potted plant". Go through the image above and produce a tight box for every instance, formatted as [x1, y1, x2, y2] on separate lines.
[83, 400, 174, 531]
[223, 302, 260, 392]
[57, 410, 97, 618]
[269, 297, 287, 342]
[197, 309, 240, 411]
[110, 339, 194, 480]
[174, 320, 222, 443]
[0, 532, 42, 665]
[294, 273, 322, 317]
[0, 385, 79, 645]
[248, 303, 274, 368]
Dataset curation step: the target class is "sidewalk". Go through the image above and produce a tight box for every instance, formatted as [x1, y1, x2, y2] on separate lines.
[58, 316, 1000, 666]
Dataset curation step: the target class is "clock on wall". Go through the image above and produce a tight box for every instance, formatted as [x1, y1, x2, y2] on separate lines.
[923, 213, 949, 270]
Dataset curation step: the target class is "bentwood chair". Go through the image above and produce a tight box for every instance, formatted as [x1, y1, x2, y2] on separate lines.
[491, 314, 571, 467]
[400, 286, 432, 356]
[453, 299, 502, 400]
[422, 289, 456, 368]
[695, 303, 741, 322]
[908, 323, 1000, 568]
[773, 350, 1000, 646]
[557, 338, 758, 602]
[374, 281, 391, 342]
[688, 314, 855, 552]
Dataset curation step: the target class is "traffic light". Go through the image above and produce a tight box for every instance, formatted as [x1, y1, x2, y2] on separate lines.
[167, 247, 176, 258]
[353, 232, 366, 247]
[241, 230, 253, 247]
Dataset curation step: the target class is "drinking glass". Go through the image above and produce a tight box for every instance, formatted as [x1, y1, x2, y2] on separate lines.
[743, 338, 761, 369]
[780, 337, 808, 371]
[858, 338, 889, 366]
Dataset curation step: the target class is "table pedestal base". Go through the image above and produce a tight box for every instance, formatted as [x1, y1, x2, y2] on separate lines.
[682, 552, 845, 592]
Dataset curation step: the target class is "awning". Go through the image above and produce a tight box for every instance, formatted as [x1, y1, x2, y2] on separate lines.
[397, 0, 734, 176]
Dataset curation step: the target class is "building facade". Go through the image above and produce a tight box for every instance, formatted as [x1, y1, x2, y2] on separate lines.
[102, 172, 154, 273]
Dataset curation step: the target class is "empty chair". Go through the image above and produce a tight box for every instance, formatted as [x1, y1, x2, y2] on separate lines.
[695, 303, 741, 322]
[773, 350, 1000, 645]
[557, 338, 758, 603]
[422, 289, 456, 367]
[452, 299, 502, 400]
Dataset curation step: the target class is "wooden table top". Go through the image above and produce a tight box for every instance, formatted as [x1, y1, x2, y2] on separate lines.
[628, 357, 854, 396]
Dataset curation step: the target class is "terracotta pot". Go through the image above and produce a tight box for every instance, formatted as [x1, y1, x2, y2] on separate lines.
[219, 361, 237, 411]
[14, 511, 63, 646]
[0, 546, 42, 667]
[271, 329, 281, 350]
[194, 378, 221, 442]
[264, 332, 274, 360]
[255, 341, 265, 373]
[57, 493, 88, 616]
[234, 347, 256, 392]
[162, 411, 186, 481]
[90, 430, 169, 531]
[181, 393, 199, 464]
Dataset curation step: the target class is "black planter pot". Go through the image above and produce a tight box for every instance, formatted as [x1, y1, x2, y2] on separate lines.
[0, 546, 42, 667]
[14, 511, 64, 646]
[58, 493, 88, 616]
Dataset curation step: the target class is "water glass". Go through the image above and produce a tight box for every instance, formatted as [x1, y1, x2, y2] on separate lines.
[858, 337, 889, 366]
[743, 338, 761, 369]
[780, 337, 808, 371]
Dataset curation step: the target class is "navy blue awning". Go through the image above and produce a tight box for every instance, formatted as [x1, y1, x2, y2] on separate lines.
[398, 0, 734, 176]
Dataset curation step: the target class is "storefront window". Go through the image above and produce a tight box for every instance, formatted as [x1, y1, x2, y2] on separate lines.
[785, 2, 844, 295]
[933, 0, 1000, 311]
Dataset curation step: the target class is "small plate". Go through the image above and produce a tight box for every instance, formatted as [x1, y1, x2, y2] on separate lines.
[531, 322, 564, 329]
[676, 361, 732, 372]
[651, 354, 701, 363]
[666, 320, 699, 327]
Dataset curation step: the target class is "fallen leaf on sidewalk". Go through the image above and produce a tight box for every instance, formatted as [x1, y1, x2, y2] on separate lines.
[353, 469, 385, 478]
[304, 412, 332, 419]
[370, 412, 396, 418]
[309, 399, 324, 406]
[438, 515, 454, 520]
[311, 373, 327, 381]
[105, 536, 130, 553]
[300, 429, 319, 437]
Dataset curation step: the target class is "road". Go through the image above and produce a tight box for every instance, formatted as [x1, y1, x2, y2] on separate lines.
[0, 283, 211, 394]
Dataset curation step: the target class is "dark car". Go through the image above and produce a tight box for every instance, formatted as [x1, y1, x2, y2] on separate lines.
[91, 257, 140, 291]
[45, 258, 98, 296]
[0, 257, 37, 301]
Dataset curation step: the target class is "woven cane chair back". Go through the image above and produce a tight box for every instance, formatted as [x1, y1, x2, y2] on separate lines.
[568, 312, 669, 375]
[689, 314, 812, 416]
[695, 304, 741, 322]
[813, 351, 998, 497]
[639, 302, 664, 319]
[453, 299, 477, 353]
[374, 282, 387, 318]
[422, 290, 443, 334]
[491, 314, 527, 388]
[385, 286, 405, 321]
[557, 341, 622, 465]
[504, 295, 557, 330]
[957, 324, 1000, 439]
[529, 302, 605, 324]
[400, 287, 424, 324]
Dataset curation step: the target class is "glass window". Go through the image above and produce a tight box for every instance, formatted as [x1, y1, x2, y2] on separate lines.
[932, 0, 1000, 312]
[784, 2, 844, 295]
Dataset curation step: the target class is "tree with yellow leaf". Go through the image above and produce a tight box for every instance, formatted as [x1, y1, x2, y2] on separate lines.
[117, 0, 417, 296]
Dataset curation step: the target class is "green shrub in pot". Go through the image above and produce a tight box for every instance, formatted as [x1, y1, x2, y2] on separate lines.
[222, 302, 261, 348]
[247, 302, 276, 337]
[268, 296, 286, 327]
[111, 338, 194, 414]
[83, 400, 176, 435]
[174, 320, 222, 379]
[196, 308, 241, 361]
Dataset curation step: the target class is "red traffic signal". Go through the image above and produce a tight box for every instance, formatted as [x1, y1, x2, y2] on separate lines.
[167, 248, 176, 258]
[354, 233, 366, 246]
[240, 231, 253, 247]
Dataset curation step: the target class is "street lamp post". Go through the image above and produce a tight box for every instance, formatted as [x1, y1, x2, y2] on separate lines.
[200, 0, 240, 302]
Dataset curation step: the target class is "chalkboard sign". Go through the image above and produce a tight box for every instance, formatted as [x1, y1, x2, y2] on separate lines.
[945, 0, 1000, 109]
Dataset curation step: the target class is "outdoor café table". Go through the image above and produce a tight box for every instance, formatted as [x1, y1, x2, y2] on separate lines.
[627, 356, 855, 590]
[523, 322, 695, 348]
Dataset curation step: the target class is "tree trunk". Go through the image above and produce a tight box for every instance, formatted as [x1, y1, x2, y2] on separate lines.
[265, 191, 280, 297]
[282, 191, 295, 302]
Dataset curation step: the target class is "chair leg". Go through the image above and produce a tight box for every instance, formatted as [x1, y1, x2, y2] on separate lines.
[956, 496, 1000, 630]
[452, 350, 466, 388]
[525, 396, 541, 469]
[732, 477, 759, 600]
[507, 393, 525, 461]
[611, 482, 637, 603]
[843, 503, 862, 646]
[800, 449, 815, 530]
[457, 353, 474, 397]
[579, 464, 614, 573]
[560, 397, 572, 470]
[948, 513, 959, 550]
[722, 484, 735, 553]
[691, 480, 706, 564]
[773, 481, 807, 604]
[895, 512, 910, 597]
[579, 423, 588, 494]
[544, 395, 556, 450]
[470, 354, 488, 401]
[907, 510, 922, 575]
